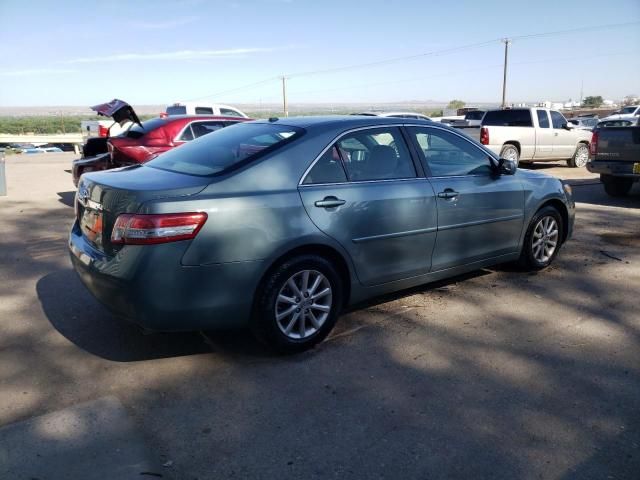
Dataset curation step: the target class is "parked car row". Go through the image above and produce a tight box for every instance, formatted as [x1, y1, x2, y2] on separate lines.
[70, 114, 575, 353]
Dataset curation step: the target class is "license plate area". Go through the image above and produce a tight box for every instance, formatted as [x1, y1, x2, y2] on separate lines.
[80, 205, 104, 245]
[633, 163, 640, 174]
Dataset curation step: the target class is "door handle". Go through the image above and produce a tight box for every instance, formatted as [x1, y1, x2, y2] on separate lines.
[554, 132, 559, 136]
[437, 189, 459, 199]
[314, 196, 346, 208]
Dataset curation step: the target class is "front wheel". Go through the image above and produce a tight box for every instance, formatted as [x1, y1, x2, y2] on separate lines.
[252, 255, 343, 354]
[518, 206, 564, 271]
[602, 175, 633, 197]
[567, 143, 589, 168]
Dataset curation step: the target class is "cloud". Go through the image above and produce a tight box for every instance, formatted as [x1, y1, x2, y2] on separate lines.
[57, 47, 276, 65]
[0, 68, 76, 77]
[129, 16, 198, 30]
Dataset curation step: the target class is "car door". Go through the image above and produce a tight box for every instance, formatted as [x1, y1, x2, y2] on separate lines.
[406, 126, 524, 271]
[550, 111, 575, 158]
[533, 109, 554, 158]
[298, 126, 437, 286]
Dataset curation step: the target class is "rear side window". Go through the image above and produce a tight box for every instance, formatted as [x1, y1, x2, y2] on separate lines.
[195, 107, 214, 115]
[147, 123, 303, 176]
[335, 127, 416, 182]
[220, 108, 244, 117]
[303, 146, 348, 184]
[166, 106, 187, 115]
[482, 109, 533, 127]
[550, 111, 566, 129]
[536, 110, 550, 128]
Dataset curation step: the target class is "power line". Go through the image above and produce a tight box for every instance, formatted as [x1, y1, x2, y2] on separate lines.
[184, 76, 280, 102]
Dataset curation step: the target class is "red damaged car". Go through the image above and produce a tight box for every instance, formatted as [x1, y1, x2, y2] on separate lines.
[72, 99, 249, 185]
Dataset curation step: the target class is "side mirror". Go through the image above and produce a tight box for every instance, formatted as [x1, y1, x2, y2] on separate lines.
[562, 122, 573, 130]
[497, 157, 517, 175]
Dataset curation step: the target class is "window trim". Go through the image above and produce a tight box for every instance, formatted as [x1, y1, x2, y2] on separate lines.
[299, 125, 423, 186]
[404, 124, 499, 179]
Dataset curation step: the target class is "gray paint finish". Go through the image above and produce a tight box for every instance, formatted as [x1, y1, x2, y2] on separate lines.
[69, 116, 575, 332]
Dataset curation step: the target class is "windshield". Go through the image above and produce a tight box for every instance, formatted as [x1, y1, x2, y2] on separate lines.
[620, 106, 637, 114]
[146, 122, 304, 176]
[166, 105, 187, 115]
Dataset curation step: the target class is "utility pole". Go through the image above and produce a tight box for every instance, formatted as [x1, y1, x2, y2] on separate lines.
[579, 79, 584, 108]
[501, 38, 510, 109]
[281, 76, 288, 117]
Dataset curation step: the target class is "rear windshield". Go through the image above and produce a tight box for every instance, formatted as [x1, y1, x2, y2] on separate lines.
[620, 106, 637, 114]
[166, 105, 187, 115]
[465, 111, 484, 120]
[118, 117, 168, 139]
[482, 109, 533, 127]
[146, 122, 304, 176]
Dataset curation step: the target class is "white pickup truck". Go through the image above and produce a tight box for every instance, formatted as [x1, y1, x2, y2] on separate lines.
[465, 108, 592, 168]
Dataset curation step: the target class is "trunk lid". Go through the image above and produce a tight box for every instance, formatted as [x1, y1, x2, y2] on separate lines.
[90, 99, 143, 132]
[76, 165, 209, 254]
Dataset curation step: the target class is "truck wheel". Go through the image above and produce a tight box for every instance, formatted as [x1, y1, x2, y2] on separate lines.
[500, 144, 520, 166]
[602, 175, 633, 197]
[567, 143, 589, 168]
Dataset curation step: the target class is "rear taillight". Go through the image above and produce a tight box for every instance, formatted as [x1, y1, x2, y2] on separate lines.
[98, 125, 109, 137]
[480, 127, 489, 145]
[589, 131, 598, 156]
[111, 212, 208, 245]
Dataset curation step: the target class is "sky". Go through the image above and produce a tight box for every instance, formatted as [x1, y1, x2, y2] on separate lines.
[0, 0, 639, 107]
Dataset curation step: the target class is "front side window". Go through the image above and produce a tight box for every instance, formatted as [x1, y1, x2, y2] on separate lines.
[147, 123, 303, 176]
[536, 110, 550, 128]
[550, 111, 567, 129]
[335, 127, 416, 182]
[408, 127, 492, 177]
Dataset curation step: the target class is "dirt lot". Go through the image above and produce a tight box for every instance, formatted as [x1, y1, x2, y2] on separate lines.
[1, 153, 639, 479]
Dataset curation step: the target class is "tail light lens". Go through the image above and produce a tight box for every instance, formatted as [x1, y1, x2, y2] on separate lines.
[480, 127, 489, 145]
[589, 131, 598, 156]
[111, 212, 208, 245]
[98, 125, 109, 137]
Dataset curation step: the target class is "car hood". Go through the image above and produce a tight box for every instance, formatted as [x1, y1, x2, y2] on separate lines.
[90, 99, 143, 128]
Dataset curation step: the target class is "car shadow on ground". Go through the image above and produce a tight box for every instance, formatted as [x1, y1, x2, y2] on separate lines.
[56, 191, 75, 208]
[572, 182, 640, 208]
[37, 269, 213, 362]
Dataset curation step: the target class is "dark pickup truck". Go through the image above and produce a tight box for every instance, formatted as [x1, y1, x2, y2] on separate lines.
[587, 125, 640, 197]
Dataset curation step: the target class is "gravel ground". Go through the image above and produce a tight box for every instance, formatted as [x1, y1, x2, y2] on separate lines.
[0, 153, 638, 480]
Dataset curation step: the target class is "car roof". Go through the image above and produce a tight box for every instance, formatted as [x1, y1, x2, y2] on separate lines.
[253, 115, 436, 129]
[354, 111, 428, 117]
[160, 114, 249, 121]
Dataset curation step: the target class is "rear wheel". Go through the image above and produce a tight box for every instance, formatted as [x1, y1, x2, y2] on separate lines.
[252, 255, 343, 354]
[602, 175, 633, 197]
[500, 144, 520, 166]
[518, 206, 564, 270]
[567, 143, 589, 168]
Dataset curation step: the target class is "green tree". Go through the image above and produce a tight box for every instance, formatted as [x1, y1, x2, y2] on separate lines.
[446, 100, 466, 110]
[582, 96, 603, 108]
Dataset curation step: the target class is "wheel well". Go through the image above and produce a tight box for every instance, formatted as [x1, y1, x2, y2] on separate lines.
[256, 244, 352, 307]
[538, 199, 569, 243]
[502, 141, 521, 154]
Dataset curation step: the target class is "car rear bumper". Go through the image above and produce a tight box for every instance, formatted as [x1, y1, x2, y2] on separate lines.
[587, 160, 640, 179]
[68, 221, 264, 331]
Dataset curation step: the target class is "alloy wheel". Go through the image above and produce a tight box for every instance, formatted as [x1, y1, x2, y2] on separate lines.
[275, 270, 333, 340]
[574, 145, 589, 168]
[532, 216, 559, 263]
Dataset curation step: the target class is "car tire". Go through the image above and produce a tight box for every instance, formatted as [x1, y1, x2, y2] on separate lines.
[518, 206, 564, 271]
[252, 255, 343, 354]
[601, 175, 633, 197]
[567, 143, 589, 168]
[500, 144, 520, 166]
